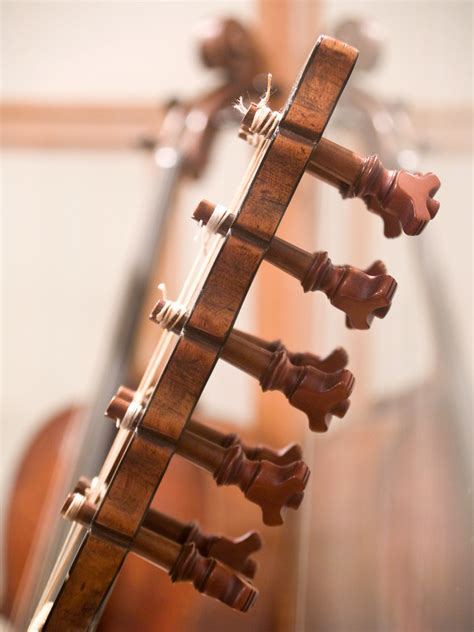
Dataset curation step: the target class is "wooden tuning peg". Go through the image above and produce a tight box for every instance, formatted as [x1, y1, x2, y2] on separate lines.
[74, 476, 261, 578]
[193, 201, 396, 329]
[106, 389, 310, 526]
[234, 332, 349, 373]
[149, 304, 355, 431]
[220, 330, 355, 431]
[62, 494, 257, 611]
[187, 418, 303, 466]
[197, 17, 259, 77]
[278, 344, 348, 373]
[175, 432, 309, 526]
[238, 105, 440, 236]
[344, 260, 391, 328]
[216, 331, 349, 372]
[307, 138, 440, 236]
[202, 531, 262, 580]
[241, 442, 302, 466]
[109, 386, 303, 466]
[141, 507, 262, 579]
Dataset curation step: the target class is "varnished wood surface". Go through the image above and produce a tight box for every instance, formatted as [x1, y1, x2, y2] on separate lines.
[193, 201, 397, 329]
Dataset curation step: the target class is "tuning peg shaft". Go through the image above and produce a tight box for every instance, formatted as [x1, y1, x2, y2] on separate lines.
[224, 331, 354, 431]
[238, 105, 439, 236]
[149, 303, 354, 431]
[111, 386, 302, 467]
[307, 138, 440, 236]
[187, 419, 303, 466]
[143, 509, 261, 579]
[62, 493, 257, 612]
[193, 201, 395, 329]
[176, 431, 309, 526]
[74, 475, 261, 578]
[269, 245, 396, 329]
[232, 331, 349, 373]
[107, 386, 302, 470]
[106, 391, 309, 526]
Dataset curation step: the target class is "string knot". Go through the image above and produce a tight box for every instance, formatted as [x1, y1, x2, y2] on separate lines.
[235, 74, 281, 145]
[152, 297, 188, 331]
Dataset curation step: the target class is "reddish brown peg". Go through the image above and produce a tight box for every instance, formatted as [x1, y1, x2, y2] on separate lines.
[233, 331, 349, 373]
[199, 531, 261, 579]
[145, 511, 262, 579]
[187, 419, 303, 466]
[178, 432, 309, 525]
[149, 304, 354, 431]
[112, 386, 303, 466]
[345, 260, 388, 328]
[364, 195, 404, 238]
[308, 138, 440, 236]
[61, 494, 257, 612]
[221, 331, 354, 431]
[105, 392, 310, 526]
[73, 476, 261, 578]
[270, 341, 348, 373]
[239, 106, 440, 236]
[193, 201, 396, 329]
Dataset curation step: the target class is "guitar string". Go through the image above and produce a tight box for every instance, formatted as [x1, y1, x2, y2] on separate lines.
[135, 76, 275, 400]
[87, 119, 268, 508]
[135, 127, 268, 397]
[96, 102, 271, 516]
[26, 147, 187, 631]
[29, 90, 274, 629]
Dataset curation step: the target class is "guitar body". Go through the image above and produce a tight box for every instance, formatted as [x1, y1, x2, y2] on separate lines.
[3, 406, 211, 631]
[3, 407, 80, 619]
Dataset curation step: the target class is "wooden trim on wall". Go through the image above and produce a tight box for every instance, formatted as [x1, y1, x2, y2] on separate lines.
[1, 102, 163, 150]
[1, 101, 470, 153]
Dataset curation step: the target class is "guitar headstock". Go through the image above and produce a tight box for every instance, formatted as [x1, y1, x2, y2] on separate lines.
[31, 33, 440, 630]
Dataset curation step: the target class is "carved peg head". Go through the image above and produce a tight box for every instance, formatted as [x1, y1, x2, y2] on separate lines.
[245, 442, 303, 466]
[344, 261, 394, 328]
[393, 171, 440, 235]
[332, 263, 397, 329]
[302, 251, 397, 329]
[356, 157, 440, 236]
[289, 366, 355, 432]
[206, 531, 262, 579]
[244, 459, 311, 526]
[216, 444, 310, 527]
[171, 542, 258, 612]
[268, 339, 349, 373]
[298, 347, 349, 372]
[364, 196, 403, 238]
